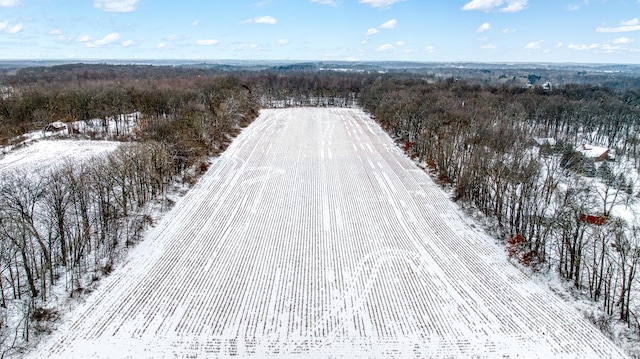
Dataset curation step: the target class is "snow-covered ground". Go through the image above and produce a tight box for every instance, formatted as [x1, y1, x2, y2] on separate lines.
[1, 112, 139, 156]
[0, 139, 120, 175]
[26, 108, 626, 358]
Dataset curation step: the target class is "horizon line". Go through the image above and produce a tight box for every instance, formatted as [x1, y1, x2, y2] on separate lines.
[1, 59, 640, 67]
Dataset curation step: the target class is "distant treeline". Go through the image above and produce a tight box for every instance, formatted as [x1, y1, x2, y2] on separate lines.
[0, 69, 259, 166]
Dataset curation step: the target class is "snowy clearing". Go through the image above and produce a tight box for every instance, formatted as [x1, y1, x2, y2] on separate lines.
[27, 108, 625, 358]
[0, 139, 120, 175]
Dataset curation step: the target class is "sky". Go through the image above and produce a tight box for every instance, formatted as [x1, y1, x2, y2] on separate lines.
[0, 0, 639, 64]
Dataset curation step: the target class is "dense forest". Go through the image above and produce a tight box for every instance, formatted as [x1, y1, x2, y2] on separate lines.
[1, 64, 640, 355]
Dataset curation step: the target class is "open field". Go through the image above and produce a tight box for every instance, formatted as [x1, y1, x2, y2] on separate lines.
[28, 108, 625, 358]
[0, 140, 119, 174]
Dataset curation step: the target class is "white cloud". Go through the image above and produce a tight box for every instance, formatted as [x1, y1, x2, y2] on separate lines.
[76, 35, 92, 43]
[567, 4, 580, 11]
[597, 18, 640, 33]
[48, 29, 63, 36]
[94, 0, 140, 12]
[278, 39, 289, 45]
[599, 44, 625, 53]
[9, 23, 23, 33]
[196, 39, 219, 46]
[376, 43, 394, 51]
[366, 20, 396, 37]
[463, 0, 493, 11]
[156, 42, 172, 49]
[613, 37, 634, 44]
[380, 19, 398, 29]
[502, 28, 516, 34]
[0, 0, 20, 7]
[501, 0, 527, 12]
[0, 22, 23, 34]
[256, 16, 277, 24]
[481, 43, 497, 49]
[462, 0, 528, 13]
[191, 20, 200, 27]
[234, 43, 260, 50]
[242, 15, 278, 25]
[345, 56, 358, 61]
[121, 40, 136, 47]
[555, 42, 564, 47]
[87, 33, 121, 47]
[569, 43, 625, 53]
[251, 1, 271, 8]
[310, 0, 340, 6]
[568, 43, 600, 50]
[477, 22, 492, 33]
[395, 41, 405, 46]
[425, 45, 435, 53]
[525, 40, 543, 49]
[359, 0, 404, 9]
[365, 28, 380, 36]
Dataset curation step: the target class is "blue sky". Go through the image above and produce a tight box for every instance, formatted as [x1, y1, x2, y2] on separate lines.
[1, 0, 639, 63]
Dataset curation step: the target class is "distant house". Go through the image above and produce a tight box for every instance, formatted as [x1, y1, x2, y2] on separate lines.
[541, 82, 552, 91]
[580, 214, 607, 226]
[579, 144, 609, 162]
[44, 121, 67, 132]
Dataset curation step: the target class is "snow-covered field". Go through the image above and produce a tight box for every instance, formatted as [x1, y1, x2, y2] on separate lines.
[27, 108, 626, 358]
[0, 139, 120, 174]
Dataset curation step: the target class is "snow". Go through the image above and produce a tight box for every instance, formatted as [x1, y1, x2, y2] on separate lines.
[0, 139, 120, 175]
[26, 108, 626, 358]
[580, 143, 609, 159]
[1, 112, 139, 156]
[533, 137, 556, 146]
[65, 112, 141, 137]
